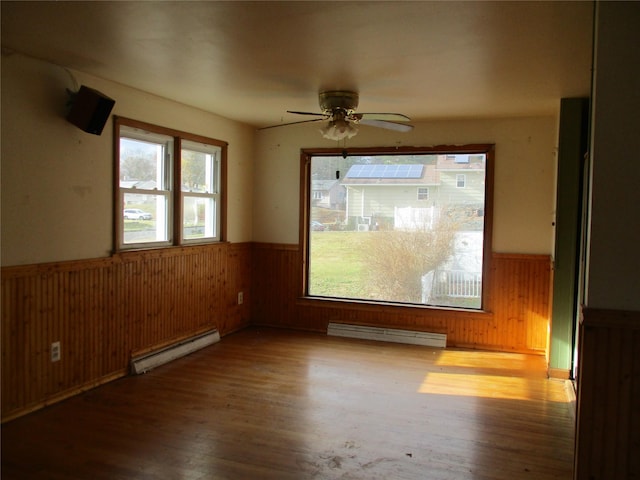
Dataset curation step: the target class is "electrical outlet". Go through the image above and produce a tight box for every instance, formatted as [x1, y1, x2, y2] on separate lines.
[51, 341, 61, 362]
[237, 291, 244, 305]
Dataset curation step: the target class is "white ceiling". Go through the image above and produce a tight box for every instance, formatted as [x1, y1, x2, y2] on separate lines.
[1, 1, 594, 128]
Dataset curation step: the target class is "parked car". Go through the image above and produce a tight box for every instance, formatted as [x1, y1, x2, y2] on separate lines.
[123, 208, 152, 220]
[311, 221, 326, 231]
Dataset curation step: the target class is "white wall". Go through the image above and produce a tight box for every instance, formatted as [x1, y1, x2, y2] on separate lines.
[586, 1, 640, 311]
[254, 115, 558, 255]
[2, 52, 560, 266]
[1, 53, 254, 266]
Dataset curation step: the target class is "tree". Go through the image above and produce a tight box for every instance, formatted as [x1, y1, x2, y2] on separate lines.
[364, 215, 459, 303]
[181, 150, 207, 191]
[119, 138, 161, 182]
[120, 151, 157, 182]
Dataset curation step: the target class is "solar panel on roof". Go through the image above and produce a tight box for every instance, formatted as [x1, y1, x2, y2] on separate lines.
[345, 164, 424, 179]
[373, 165, 386, 176]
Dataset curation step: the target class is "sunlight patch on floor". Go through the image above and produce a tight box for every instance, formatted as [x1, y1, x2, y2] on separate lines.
[433, 350, 534, 369]
[417, 372, 567, 402]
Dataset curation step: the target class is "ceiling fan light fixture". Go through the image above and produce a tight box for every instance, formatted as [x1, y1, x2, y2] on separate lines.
[320, 117, 358, 141]
[262, 90, 412, 137]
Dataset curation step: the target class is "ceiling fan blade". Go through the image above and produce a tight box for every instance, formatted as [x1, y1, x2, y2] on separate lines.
[358, 118, 414, 132]
[286, 110, 327, 117]
[354, 113, 411, 122]
[258, 118, 326, 130]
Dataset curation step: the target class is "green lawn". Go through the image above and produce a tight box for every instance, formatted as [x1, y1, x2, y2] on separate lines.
[308, 229, 480, 308]
[308, 231, 372, 299]
[123, 219, 155, 231]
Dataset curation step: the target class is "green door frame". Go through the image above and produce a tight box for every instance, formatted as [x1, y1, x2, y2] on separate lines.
[549, 97, 590, 379]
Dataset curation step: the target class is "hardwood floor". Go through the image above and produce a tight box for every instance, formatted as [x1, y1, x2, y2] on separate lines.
[1, 328, 575, 479]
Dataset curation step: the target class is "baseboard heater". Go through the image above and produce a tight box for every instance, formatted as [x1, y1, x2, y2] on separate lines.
[327, 323, 446, 348]
[131, 329, 220, 375]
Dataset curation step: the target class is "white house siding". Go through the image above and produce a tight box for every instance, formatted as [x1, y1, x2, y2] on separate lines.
[328, 183, 346, 209]
[346, 186, 363, 217]
[436, 171, 485, 206]
[312, 180, 347, 210]
[345, 185, 432, 218]
[345, 179, 483, 220]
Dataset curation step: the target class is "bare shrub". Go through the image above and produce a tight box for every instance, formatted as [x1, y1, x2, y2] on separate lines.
[364, 217, 459, 303]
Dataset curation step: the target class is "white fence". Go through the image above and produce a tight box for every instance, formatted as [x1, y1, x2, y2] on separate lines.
[394, 206, 438, 231]
[422, 269, 482, 302]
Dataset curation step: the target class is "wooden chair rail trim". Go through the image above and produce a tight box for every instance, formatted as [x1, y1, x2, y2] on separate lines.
[296, 295, 494, 320]
[250, 244, 553, 261]
[252, 242, 300, 251]
[1, 242, 237, 278]
[1, 256, 114, 277]
[112, 242, 230, 262]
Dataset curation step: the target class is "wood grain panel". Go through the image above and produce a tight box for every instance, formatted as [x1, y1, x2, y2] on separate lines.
[1, 242, 251, 422]
[252, 244, 552, 353]
[2, 242, 551, 421]
[574, 308, 640, 480]
[225, 243, 253, 334]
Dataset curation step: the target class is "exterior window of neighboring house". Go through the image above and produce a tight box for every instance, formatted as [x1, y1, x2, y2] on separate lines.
[115, 117, 226, 251]
[302, 146, 493, 310]
[417, 187, 429, 200]
[313, 191, 323, 200]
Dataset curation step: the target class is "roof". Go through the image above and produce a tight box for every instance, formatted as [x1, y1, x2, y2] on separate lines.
[346, 164, 424, 179]
[311, 179, 341, 191]
[342, 164, 439, 186]
[436, 155, 486, 171]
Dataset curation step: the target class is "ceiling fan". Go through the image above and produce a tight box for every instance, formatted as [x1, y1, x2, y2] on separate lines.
[260, 90, 414, 141]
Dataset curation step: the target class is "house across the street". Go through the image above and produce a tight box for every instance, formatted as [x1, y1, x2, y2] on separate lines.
[340, 154, 485, 231]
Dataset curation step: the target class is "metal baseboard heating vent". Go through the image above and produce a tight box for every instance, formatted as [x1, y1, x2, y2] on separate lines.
[131, 329, 220, 374]
[327, 323, 446, 348]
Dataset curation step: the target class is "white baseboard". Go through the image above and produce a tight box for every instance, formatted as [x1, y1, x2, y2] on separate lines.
[131, 329, 220, 374]
[327, 323, 446, 348]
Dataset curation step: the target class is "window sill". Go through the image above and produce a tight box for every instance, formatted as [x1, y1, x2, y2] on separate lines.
[112, 241, 230, 259]
[297, 295, 493, 318]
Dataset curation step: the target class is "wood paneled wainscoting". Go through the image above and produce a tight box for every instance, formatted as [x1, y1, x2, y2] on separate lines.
[574, 308, 640, 480]
[252, 244, 552, 354]
[1, 242, 252, 422]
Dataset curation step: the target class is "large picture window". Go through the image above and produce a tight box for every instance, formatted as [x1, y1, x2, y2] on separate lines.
[302, 145, 493, 310]
[115, 117, 226, 251]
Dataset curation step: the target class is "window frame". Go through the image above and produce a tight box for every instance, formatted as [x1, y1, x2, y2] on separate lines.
[299, 144, 494, 312]
[456, 173, 467, 188]
[180, 139, 223, 245]
[417, 187, 430, 201]
[118, 126, 174, 249]
[114, 116, 227, 252]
